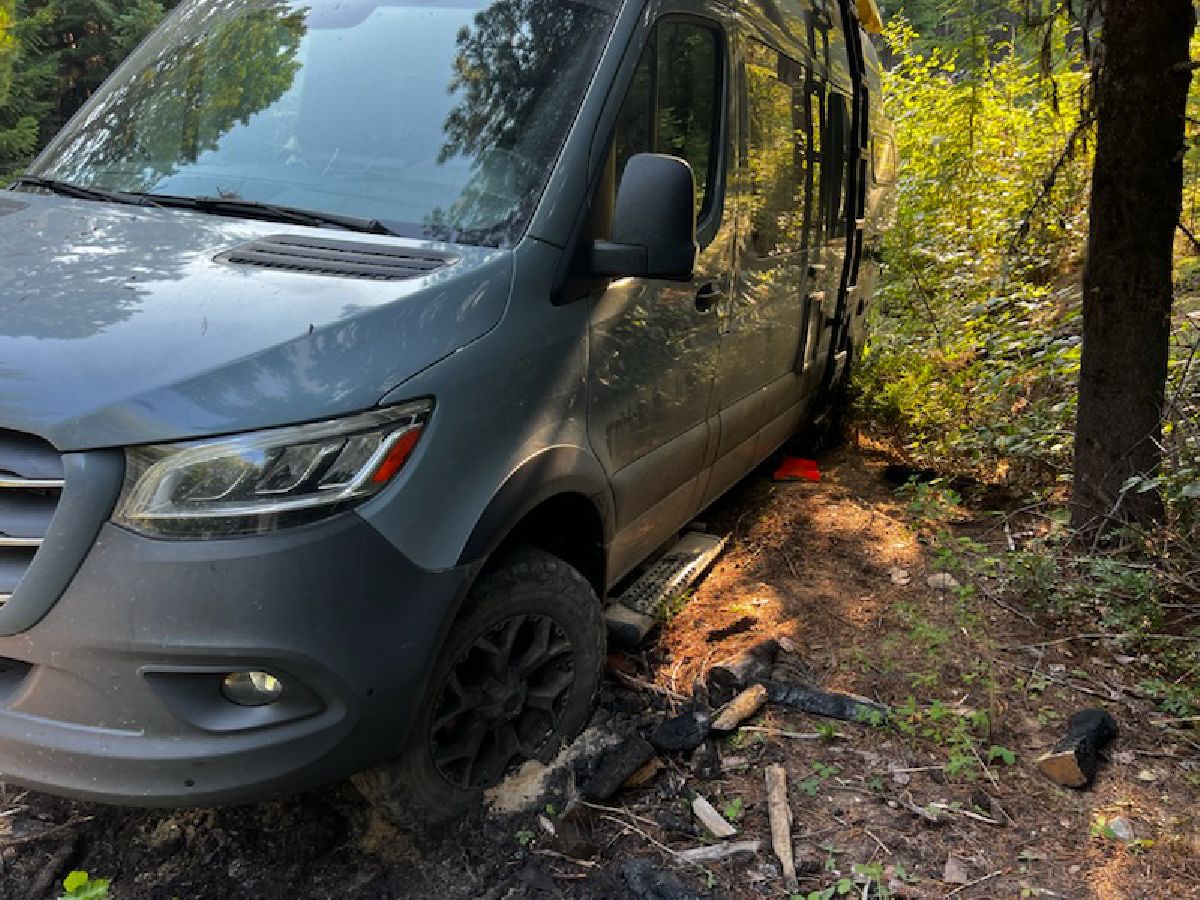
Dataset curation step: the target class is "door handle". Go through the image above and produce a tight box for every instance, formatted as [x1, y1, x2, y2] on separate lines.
[695, 280, 724, 312]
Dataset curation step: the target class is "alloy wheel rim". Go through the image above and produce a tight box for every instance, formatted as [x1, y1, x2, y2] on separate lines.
[429, 613, 575, 789]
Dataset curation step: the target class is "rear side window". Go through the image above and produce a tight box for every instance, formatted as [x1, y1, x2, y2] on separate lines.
[745, 40, 807, 258]
[873, 131, 898, 184]
[826, 91, 852, 239]
[614, 20, 723, 220]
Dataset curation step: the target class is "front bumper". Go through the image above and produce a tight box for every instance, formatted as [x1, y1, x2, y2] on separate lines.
[0, 514, 472, 806]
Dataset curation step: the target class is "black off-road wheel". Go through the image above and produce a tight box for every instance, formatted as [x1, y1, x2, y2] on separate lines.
[353, 547, 605, 828]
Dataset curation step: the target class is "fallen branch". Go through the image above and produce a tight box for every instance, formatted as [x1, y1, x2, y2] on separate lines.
[946, 869, 1006, 897]
[738, 725, 839, 740]
[999, 632, 1200, 652]
[0, 815, 94, 848]
[993, 659, 1115, 700]
[676, 841, 761, 864]
[765, 765, 798, 892]
[611, 670, 689, 702]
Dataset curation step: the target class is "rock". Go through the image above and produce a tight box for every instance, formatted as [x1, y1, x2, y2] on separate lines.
[605, 604, 658, 648]
[943, 854, 971, 885]
[622, 858, 703, 900]
[580, 736, 657, 801]
[927, 572, 961, 591]
[650, 710, 711, 753]
[1107, 817, 1135, 843]
[1136, 769, 1159, 783]
[711, 683, 769, 732]
[889, 568, 912, 585]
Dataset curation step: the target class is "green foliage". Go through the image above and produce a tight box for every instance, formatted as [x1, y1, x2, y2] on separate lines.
[858, 17, 1091, 483]
[59, 871, 109, 900]
[0, 0, 173, 181]
[798, 762, 840, 796]
[721, 795, 744, 822]
[893, 695, 996, 780]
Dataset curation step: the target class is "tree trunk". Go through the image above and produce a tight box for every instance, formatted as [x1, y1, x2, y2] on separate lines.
[1072, 0, 1195, 533]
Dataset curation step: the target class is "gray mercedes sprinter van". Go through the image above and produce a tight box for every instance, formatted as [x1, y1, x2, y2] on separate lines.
[0, 0, 895, 821]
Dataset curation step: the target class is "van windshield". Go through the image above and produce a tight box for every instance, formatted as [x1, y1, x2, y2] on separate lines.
[30, 0, 618, 247]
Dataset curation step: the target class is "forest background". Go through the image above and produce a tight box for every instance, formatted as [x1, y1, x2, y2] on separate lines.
[0, 0, 1197, 708]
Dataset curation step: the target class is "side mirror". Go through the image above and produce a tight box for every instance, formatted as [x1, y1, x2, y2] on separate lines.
[592, 153, 698, 282]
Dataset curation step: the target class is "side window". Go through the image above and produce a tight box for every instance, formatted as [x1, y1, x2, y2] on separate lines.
[655, 22, 719, 215]
[826, 91, 850, 239]
[745, 41, 807, 258]
[614, 55, 652, 183]
[808, 79, 823, 246]
[612, 20, 723, 221]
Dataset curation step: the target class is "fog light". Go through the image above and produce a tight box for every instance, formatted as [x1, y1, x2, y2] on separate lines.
[221, 670, 283, 706]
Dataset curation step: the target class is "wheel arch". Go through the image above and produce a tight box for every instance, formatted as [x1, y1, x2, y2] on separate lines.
[458, 446, 615, 598]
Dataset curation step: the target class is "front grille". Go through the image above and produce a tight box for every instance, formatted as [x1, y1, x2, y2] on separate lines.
[0, 430, 64, 606]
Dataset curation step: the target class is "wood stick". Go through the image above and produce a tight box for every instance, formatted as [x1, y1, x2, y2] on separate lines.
[610, 670, 689, 702]
[691, 795, 737, 839]
[677, 840, 762, 864]
[946, 869, 1006, 897]
[711, 684, 768, 732]
[765, 765, 798, 893]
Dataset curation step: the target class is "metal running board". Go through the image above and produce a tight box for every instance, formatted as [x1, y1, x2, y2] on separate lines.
[614, 532, 726, 618]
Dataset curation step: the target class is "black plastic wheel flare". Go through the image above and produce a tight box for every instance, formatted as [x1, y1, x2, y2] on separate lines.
[429, 614, 575, 789]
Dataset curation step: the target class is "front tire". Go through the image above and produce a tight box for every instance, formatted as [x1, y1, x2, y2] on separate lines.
[354, 547, 605, 827]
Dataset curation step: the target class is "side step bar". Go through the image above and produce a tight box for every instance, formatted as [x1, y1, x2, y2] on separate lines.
[605, 531, 726, 647]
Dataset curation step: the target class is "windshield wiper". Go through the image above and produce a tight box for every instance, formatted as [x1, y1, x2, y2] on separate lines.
[12, 176, 161, 207]
[144, 194, 398, 236]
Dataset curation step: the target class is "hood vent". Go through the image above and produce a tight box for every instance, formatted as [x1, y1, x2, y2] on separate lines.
[217, 234, 457, 281]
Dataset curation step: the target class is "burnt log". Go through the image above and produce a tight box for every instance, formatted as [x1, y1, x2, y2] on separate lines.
[706, 639, 780, 705]
[762, 680, 889, 724]
[1036, 708, 1119, 788]
[581, 736, 657, 800]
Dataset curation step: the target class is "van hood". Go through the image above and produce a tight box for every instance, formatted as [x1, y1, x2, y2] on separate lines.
[0, 193, 511, 451]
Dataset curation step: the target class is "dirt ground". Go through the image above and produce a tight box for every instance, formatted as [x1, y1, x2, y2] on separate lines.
[0, 442, 1197, 899]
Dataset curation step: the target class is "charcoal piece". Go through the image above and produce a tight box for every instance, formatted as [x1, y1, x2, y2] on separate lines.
[649, 710, 711, 752]
[580, 735, 656, 800]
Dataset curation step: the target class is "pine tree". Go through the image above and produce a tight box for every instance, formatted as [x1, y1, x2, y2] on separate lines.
[0, 0, 169, 180]
[0, 2, 56, 179]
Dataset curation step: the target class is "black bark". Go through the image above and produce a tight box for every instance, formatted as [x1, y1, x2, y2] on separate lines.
[761, 680, 890, 724]
[1036, 708, 1119, 788]
[1072, 0, 1196, 531]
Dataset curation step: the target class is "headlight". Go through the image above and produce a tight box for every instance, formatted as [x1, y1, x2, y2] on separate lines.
[113, 401, 431, 538]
